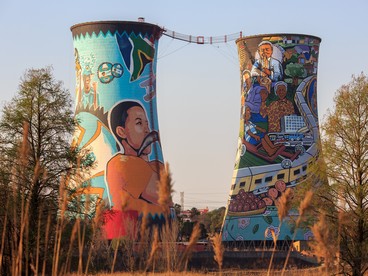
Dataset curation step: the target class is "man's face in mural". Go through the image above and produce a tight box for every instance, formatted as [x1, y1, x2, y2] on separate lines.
[83, 74, 91, 93]
[259, 43, 273, 60]
[116, 106, 151, 156]
[276, 85, 287, 100]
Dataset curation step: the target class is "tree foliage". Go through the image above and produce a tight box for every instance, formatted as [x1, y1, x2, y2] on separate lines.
[320, 73, 368, 276]
[0, 67, 93, 275]
[285, 63, 307, 85]
[202, 207, 226, 234]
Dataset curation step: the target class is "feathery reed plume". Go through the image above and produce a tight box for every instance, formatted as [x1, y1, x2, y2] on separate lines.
[77, 213, 87, 274]
[85, 200, 104, 275]
[270, 228, 277, 244]
[269, 188, 294, 271]
[281, 190, 314, 276]
[138, 206, 149, 251]
[64, 218, 80, 274]
[120, 191, 130, 212]
[34, 202, 44, 275]
[0, 197, 10, 273]
[297, 190, 314, 224]
[111, 238, 120, 274]
[15, 157, 40, 275]
[122, 216, 138, 272]
[311, 212, 336, 274]
[336, 205, 350, 275]
[165, 220, 180, 272]
[157, 162, 174, 272]
[158, 162, 174, 213]
[42, 212, 52, 276]
[181, 222, 201, 271]
[9, 122, 30, 275]
[93, 200, 104, 226]
[146, 227, 160, 272]
[52, 176, 68, 276]
[138, 206, 154, 271]
[267, 228, 278, 276]
[277, 188, 293, 224]
[211, 233, 224, 273]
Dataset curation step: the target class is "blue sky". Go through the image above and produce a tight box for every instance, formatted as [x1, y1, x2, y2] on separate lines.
[1, 0, 367, 210]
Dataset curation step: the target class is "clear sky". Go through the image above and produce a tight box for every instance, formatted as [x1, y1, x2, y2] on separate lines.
[1, 0, 367, 210]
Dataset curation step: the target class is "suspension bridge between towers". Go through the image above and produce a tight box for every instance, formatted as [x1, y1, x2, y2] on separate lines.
[162, 28, 243, 44]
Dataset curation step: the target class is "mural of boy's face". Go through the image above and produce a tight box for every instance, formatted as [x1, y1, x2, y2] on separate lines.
[244, 106, 251, 121]
[116, 106, 151, 155]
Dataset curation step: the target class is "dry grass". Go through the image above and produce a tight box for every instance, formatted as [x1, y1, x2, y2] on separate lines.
[211, 233, 224, 272]
[0, 122, 107, 275]
[263, 188, 293, 276]
[267, 228, 279, 276]
[158, 163, 174, 211]
[310, 213, 337, 274]
[146, 227, 160, 271]
[157, 162, 174, 272]
[180, 223, 201, 271]
[1, 123, 331, 276]
[297, 190, 314, 223]
[277, 188, 293, 224]
[281, 190, 314, 276]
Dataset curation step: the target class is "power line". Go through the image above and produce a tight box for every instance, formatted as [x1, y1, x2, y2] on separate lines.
[158, 41, 191, 59]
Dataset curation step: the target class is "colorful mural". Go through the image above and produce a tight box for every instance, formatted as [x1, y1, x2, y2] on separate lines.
[222, 34, 321, 242]
[71, 21, 170, 239]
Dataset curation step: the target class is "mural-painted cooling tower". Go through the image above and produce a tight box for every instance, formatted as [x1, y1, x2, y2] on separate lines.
[222, 34, 321, 242]
[71, 21, 167, 239]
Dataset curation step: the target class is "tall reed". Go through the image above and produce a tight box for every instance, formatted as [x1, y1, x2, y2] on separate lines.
[267, 188, 293, 275]
[180, 222, 201, 271]
[277, 188, 294, 225]
[0, 120, 203, 275]
[0, 196, 10, 274]
[211, 233, 224, 273]
[11, 122, 31, 276]
[310, 212, 336, 275]
[0, 118, 110, 275]
[145, 227, 160, 272]
[267, 228, 278, 276]
[281, 190, 314, 276]
[84, 199, 104, 275]
[158, 162, 174, 272]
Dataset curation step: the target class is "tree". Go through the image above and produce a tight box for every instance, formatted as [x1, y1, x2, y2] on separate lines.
[181, 221, 194, 241]
[0, 67, 93, 275]
[285, 63, 307, 86]
[321, 73, 368, 276]
[201, 207, 226, 235]
[189, 207, 200, 220]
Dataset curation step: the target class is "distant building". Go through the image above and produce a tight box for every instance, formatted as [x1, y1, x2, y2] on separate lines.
[179, 207, 209, 222]
[199, 207, 209, 215]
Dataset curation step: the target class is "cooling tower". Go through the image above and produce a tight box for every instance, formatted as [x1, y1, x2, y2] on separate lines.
[222, 34, 321, 242]
[71, 21, 168, 239]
